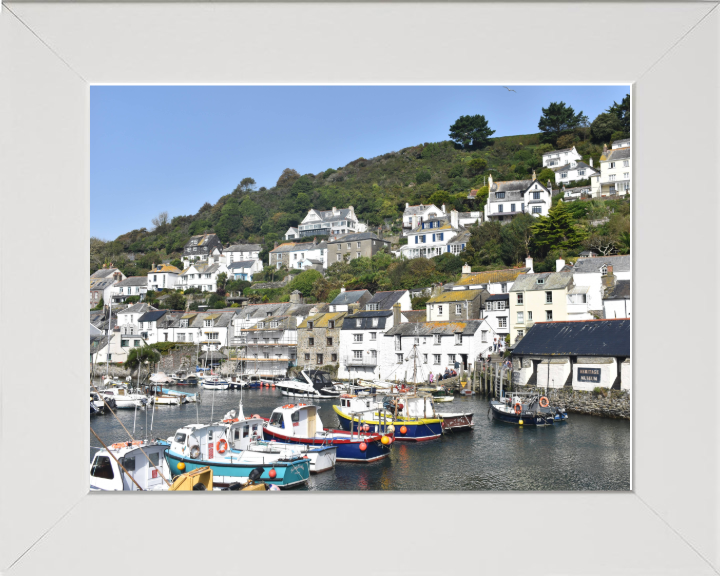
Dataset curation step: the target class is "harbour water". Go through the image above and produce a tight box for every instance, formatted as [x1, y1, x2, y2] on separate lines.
[90, 383, 630, 491]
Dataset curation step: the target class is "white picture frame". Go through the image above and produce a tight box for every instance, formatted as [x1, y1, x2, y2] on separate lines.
[1, 2, 718, 574]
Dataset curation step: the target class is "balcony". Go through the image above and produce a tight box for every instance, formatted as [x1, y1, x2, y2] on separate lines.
[344, 356, 378, 367]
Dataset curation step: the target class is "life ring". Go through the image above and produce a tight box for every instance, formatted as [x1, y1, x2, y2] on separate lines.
[282, 404, 295, 409]
[298, 403, 306, 407]
[539, 396, 549, 408]
[216, 439, 228, 454]
[513, 403, 522, 415]
[190, 446, 201, 459]
[251, 414, 261, 419]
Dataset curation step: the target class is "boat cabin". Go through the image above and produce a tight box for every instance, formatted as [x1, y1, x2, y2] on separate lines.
[169, 416, 266, 460]
[90, 441, 171, 491]
[302, 370, 334, 392]
[266, 404, 323, 438]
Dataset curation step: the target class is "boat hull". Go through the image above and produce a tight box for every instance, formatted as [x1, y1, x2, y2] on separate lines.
[165, 451, 309, 489]
[438, 412, 474, 431]
[262, 427, 391, 462]
[333, 406, 443, 442]
[489, 401, 568, 426]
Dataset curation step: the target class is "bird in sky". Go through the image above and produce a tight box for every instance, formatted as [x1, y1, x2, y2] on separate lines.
[502, 86, 517, 92]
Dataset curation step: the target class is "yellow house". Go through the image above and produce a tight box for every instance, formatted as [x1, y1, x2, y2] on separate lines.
[509, 271, 592, 342]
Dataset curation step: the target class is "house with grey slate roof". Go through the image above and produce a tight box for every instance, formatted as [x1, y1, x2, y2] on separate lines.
[402, 203, 442, 233]
[224, 243, 261, 266]
[542, 145, 581, 169]
[553, 159, 599, 187]
[327, 232, 389, 265]
[297, 206, 365, 239]
[182, 233, 223, 267]
[484, 172, 553, 224]
[178, 260, 229, 292]
[112, 276, 148, 303]
[571, 255, 631, 312]
[596, 140, 631, 196]
[228, 259, 263, 281]
[329, 288, 372, 312]
[365, 290, 411, 312]
[603, 279, 631, 320]
[270, 238, 327, 270]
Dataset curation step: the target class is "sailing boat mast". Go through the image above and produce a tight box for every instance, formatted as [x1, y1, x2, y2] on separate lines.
[106, 288, 112, 379]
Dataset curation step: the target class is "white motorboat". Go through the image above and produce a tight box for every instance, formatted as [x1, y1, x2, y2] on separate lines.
[99, 386, 150, 409]
[201, 376, 229, 390]
[90, 440, 172, 491]
[276, 370, 342, 398]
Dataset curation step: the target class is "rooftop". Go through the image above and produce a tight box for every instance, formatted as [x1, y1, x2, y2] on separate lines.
[403, 203, 441, 216]
[572, 255, 630, 274]
[385, 320, 482, 336]
[456, 267, 530, 287]
[225, 243, 261, 252]
[604, 279, 631, 300]
[512, 319, 630, 356]
[115, 276, 148, 287]
[327, 232, 388, 244]
[543, 147, 575, 156]
[228, 260, 255, 270]
[330, 290, 371, 306]
[366, 290, 407, 310]
[427, 289, 486, 303]
[510, 272, 574, 292]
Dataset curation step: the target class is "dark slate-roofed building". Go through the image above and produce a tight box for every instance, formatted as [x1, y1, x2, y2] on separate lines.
[329, 288, 372, 312]
[365, 290, 411, 311]
[603, 279, 631, 320]
[112, 276, 148, 303]
[511, 319, 630, 391]
[182, 233, 223, 266]
[484, 173, 553, 224]
[338, 307, 400, 380]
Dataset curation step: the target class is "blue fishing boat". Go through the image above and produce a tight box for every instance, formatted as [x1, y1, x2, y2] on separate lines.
[165, 416, 311, 488]
[333, 392, 444, 442]
[489, 391, 568, 426]
[262, 403, 392, 462]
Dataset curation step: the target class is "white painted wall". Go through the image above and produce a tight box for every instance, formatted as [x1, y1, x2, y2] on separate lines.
[338, 316, 397, 381]
[604, 297, 631, 319]
[542, 146, 581, 168]
[573, 358, 618, 391]
[536, 359, 571, 389]
[147, 272, 178, 292]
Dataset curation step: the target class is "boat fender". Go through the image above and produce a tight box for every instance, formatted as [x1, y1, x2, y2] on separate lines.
[539, 397, 549, 408]
[190, 446, 201, 459]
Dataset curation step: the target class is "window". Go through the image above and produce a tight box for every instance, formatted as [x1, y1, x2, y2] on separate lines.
[455, 304, 461, 314]
[353, 350, 363, 359]
[317, 354, 324, 365]
[527, 311, 533, 321]
[610, 162, 616, 168]
[433, 354, 441, 365]
[372, 318, 379, 327]
[578, 170, 585, 176]
[455, 333, 463, 345]
[107, 354, 112, 361]
[396, 353, 404, 364]
[357, 252, 361, 259]
[370, 332, 377, 341]
[354, 334, 363, 342]
[204, 319, 212, 327]
[623, 160, 629, 167]
[328, 320, 335, 329]
[357, 242, 362, 248]
[308, 321, 313, 330]
[121, 340, 129, 347]
[136, 339, 143, 346]
[177, 334, 185, 342]
[481, 330, 488, 343]
[546, 311, 553, 321]
[498, 204, 503, 213]
[537, 278, 545, 285]
[498, 317, 507, 328]
[423, 354, 428, 364]
[623, 172, 629, 180]
[561, 172, 568, 178]
[90, 456, 114, 480]
[331, 354, 337, 362]
[347, 243, 351, 249]
[438, 233, 444, 241]
[517, 293, 524, 305]
[510, 203, 515, 212]
[304, 353, 310, 361]
[326, 337, 333, 346]
[517, 311, 524, 324]
[188, 333, 193, 342]
[438, 305, 443, 315]
[496, 192, 505, 199]
[308, 337, 314, 347]
[609, 174, 616, 181]
[434, 334, 441, 345]
[545, 291, 553, 304]
[533, 192, 540, 200]
[337, 254, 342, 261]
[517, 330, 524, 338]
[356, 319, 362, 328]
[532, 206, 542, 214]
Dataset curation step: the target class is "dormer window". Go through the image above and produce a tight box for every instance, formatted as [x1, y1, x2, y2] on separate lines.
[328, 320, 334, 329]
[495, 192, 505, 199]
[204, 319, 213, 327]
[537, 278, 545, 285]
[601, 265, 608, 276]
[356, 319, 362, 328]
[308, 321, 313, 330]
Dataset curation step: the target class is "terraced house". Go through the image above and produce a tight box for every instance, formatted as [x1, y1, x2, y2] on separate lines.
[297, 311, 348, 371]
[112, 276, 147, 303]
[452, 259, 533, 293]
[178, 261, 229, 292]
[399, 209, 464, 259]
[483, 173, 553, 223]
[182, 233, 223, 267]
[327, 232, 390, 264]
[269, 238, 327, 270]
[338, 307, 402, 381]
[425, 289, 489, 322]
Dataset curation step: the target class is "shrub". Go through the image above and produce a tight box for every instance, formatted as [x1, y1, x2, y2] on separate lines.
[416, 170, 432, 185]
[593, 386, 608, 397]
[411, 296, 429, 309]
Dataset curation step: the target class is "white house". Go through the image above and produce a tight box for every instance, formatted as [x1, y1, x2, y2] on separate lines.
[603, 279, 630, 319]
[453, 259, 533, 293]
[402, 203, 442, 235]
[147, 264, 181, 292]
[90, 277, 118, 308]
[329, 289, 371, 312]
[297, 206, 363, 239]
[484, 173, 553, 223]
[338, 308, 401, 381]
[287, 241, 327, 270]
[227, 259, 264, 282]
[483, 293, 510, 340]
[116, 303, 157, 336]
[178, 261, 229, 292]
[597, 140, 631, 196]
[458, 211, 483, 228]
[542, 145, 581, 169]
[383, 318, 488, 382]
[570, 255, 631, 313]
[224, 243, 261, 266]
[399, 210, 463, 259]
[168, 310, 237, 351]
[553, 159, 599, 186]
[284, 227, 299, 241]
[135, 310, 182, 344]
[93, 330, 148, 364]
[365, 290, 412, 311]
[112, 277, 148, 303]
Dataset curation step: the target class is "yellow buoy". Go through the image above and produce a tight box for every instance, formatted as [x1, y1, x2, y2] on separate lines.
[381, 436, 390, 445]
[518, 420, 524, 425]
[177, 462, 186, 471]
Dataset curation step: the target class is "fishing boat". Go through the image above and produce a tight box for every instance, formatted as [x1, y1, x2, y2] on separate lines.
[418, 386, 454, 403]
[262, 403, 392, 463]
[99, 385, 150, 409]
[175, 374, 200, 385]
[200, 376, 229, 390]
[436, 411, 474, 431]
[489, 391, 568, 426]
[275, 370, 342, 398]
[91, 392, 116, 413]
[228, 377, 248, 390]
[333, 391, 444, 442]
[90, 399, 103, 415]
[144, 385, 183, 405]
[157, 387, 200, 403]
[164, 413, 311, 488]
[90, 440, 172, 491]
[149, 372, 199, 403]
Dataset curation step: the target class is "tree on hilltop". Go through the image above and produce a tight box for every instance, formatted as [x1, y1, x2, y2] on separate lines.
[538, 102, 586, 146]
[449, 115, 495, 150]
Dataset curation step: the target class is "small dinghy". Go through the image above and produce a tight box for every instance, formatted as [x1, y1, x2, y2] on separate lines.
[489, 391, 568, 426]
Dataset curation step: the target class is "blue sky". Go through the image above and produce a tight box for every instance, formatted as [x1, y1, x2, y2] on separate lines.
[91, 85, 629, 239]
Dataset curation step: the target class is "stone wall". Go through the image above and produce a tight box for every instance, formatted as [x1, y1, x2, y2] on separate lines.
[513, 385, 629, 419]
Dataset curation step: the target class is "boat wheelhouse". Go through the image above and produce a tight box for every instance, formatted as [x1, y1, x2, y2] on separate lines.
[489, 391, 568, 426]
[90, 441, 172, 491]
[275, 369, 342, 398]
[263, 403, 392, 463]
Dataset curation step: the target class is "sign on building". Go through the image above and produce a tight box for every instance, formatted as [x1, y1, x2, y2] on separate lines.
[577, 368, 601, 383]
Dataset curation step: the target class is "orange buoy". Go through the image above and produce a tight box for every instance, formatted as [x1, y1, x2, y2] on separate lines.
[269, 469, 277, 479]
[381, 436, 390, 445]
[400, 426, 407, 435]
[363, 424, 370, 432]
[359, 442, 367, 452]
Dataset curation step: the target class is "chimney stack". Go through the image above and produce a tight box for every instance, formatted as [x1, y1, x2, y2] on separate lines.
[274, 241, 278, 249]
[461, 263, 472, 278]
[441, 204, 446, 214]
[532, 169, 536, 181]
[601, 265, 616, 290]
[340, 286, 346, 293]
[525, 257, 534, 273]
[405, 202, 409, 209]
[392, 303, 401, 327]
[556, 259, 565, 272]
[603, 143, 608, 157]
[589, 157, 593, 168]
[411, 214, 418, 229]
[450, 209, 459, 230]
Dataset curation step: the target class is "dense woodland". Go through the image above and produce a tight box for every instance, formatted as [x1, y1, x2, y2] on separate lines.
[91, 96, 630, 307]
